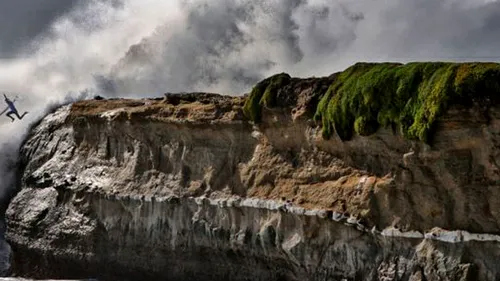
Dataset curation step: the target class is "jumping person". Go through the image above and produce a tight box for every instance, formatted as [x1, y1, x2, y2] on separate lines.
[3, 94, 27, 122]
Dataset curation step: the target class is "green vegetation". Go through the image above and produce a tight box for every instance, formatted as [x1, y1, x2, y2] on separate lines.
[313, 62, 500, 143]
[243, 73, 291, 122]
[243, 62, 500, 143]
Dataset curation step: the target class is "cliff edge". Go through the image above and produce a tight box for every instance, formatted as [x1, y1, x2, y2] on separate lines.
[6, 62, 500, 280]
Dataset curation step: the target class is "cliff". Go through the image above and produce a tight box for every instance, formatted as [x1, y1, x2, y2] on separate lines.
[6, 62, 500, 280]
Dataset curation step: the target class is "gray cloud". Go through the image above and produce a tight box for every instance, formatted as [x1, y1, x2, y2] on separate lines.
[338, 0, 500, 62]
[102, 0, 306, 95]
[0, 0, 82, 58]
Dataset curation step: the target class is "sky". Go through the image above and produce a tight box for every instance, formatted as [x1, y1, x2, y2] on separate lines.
[0, 0, 499, 205]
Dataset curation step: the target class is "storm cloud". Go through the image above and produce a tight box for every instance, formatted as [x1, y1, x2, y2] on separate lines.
[0, 0, 82, 58]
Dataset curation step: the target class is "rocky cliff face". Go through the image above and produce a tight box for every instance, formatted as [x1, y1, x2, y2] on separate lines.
[6, 63, 500, 281]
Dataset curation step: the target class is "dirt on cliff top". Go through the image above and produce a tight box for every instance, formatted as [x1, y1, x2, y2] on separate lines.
[67, 74, 336, 126]
[69, 93, 246, 123]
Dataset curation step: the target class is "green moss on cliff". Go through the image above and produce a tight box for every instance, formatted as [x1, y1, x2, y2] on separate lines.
[243, 73, 291, 122]
[243, 62, 500, 143]
[313, 62, 500, 143]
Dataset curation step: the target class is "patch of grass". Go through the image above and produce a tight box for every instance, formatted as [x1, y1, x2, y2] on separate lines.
[313, 62, 500, 143]
[243, 73, 291, 122]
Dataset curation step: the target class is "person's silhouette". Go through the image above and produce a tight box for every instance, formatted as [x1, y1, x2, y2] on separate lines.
[3, 94, 28, 122]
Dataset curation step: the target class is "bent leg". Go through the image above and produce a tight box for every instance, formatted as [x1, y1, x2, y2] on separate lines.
[15, 111, 28, 120]
[6, 112, 14, 122]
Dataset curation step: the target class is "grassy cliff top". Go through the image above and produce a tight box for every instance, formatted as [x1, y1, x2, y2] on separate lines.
[243, 62, 500, 143]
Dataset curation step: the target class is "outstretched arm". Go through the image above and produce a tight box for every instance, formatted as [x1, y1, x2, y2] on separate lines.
[2, 93, 17, 101]
[0, 106, 8, 116]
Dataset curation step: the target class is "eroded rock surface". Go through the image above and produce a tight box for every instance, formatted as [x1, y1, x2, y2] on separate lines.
[6, 75, 500, 280]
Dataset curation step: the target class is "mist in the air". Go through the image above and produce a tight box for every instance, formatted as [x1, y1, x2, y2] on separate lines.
[0, 0, 499, 224]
